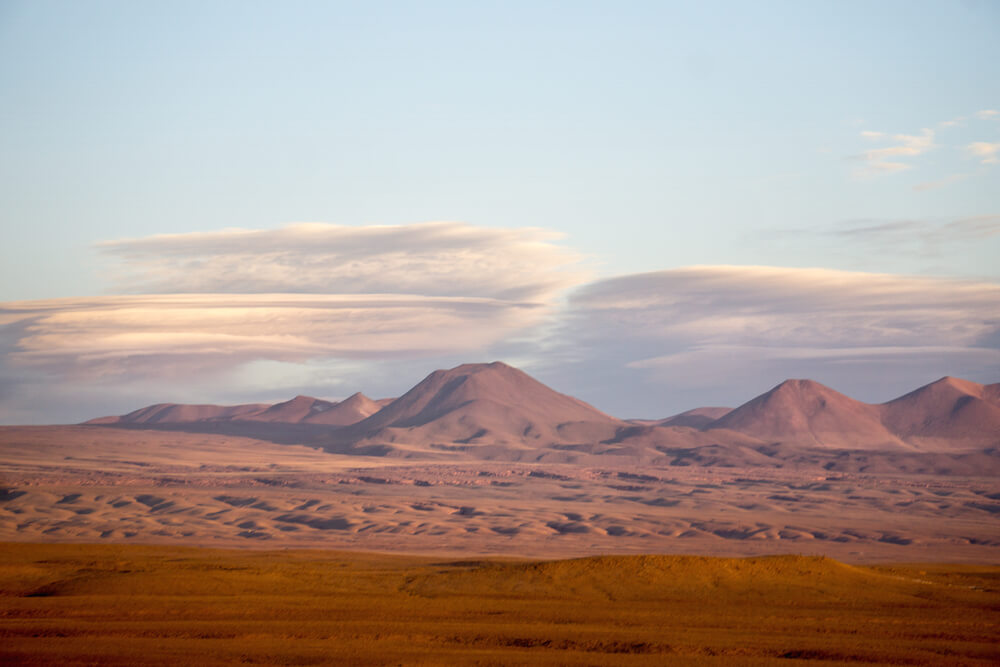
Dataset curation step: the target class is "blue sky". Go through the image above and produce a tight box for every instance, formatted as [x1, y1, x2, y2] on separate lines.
[1, 1, 998, 422]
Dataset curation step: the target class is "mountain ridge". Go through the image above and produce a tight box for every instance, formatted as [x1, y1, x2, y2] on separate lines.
[85, 365, 1000, 453]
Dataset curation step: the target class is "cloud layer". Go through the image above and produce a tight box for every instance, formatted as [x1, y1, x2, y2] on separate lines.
[1, 294, 543, 381]
[98, 222, 586, 301]
[0, 222, 588, 421]
[2, 223, 999, 422]
[542, 266, 1000, 416]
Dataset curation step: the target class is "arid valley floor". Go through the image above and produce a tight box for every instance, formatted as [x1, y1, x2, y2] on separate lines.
[2, 363, 999, 664]
[2, 424, 999, 563]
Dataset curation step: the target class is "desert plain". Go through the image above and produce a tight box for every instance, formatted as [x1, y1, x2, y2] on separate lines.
[2, 362, 999, 664]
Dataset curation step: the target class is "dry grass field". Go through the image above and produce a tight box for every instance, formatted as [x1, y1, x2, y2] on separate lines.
[1, 542, 998, 665]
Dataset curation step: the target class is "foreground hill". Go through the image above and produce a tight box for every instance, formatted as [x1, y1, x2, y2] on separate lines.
[4, 543, 998, 666]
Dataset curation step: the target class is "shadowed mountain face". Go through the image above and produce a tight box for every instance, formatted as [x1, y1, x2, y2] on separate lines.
[707, 379, 906, 450]
[85, 364, 999, 455]
[880, 376, 1000, 446]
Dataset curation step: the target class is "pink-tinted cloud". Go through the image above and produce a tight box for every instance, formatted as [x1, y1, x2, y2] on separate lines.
[1, 293, 543, 381]
[97, 221, 587, 302]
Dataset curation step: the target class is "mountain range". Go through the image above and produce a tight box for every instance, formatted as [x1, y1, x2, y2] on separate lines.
[87, 362, 1000, 457]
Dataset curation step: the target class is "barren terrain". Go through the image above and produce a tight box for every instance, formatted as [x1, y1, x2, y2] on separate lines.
[2, 363, 999, 664]
[2, 424, 998, 563]
[2, 543, 998, 665]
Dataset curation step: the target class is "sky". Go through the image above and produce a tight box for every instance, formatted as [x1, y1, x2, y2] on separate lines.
[1, 0, 998, 423]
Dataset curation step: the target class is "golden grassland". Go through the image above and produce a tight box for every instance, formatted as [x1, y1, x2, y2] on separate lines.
[0, 543, 998, 666]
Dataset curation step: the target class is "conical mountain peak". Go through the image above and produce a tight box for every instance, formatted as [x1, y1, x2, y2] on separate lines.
[881, 376, 1000, 443]
[343, 362, 621, 446]
[709, 378, 903, 449]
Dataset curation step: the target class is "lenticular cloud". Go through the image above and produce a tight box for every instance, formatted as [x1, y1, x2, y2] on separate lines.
[542, 265, 1000, 414]
[0, 222, 586, 382]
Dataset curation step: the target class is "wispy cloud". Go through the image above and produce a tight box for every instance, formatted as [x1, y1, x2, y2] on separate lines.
[975, 109, 999, 120]
[767, 215, 1000, 266]
[98, 221, 587, 302]
[855, 128, 935, 174]
[968, 141, 1000, 164]
[830, 215, 1000, 246]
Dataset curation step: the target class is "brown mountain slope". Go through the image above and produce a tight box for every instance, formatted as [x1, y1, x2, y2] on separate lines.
[86, 402, 269, 425]
[707, 379, 907, 450]
[303, 393, 384, 425]
[880, 377, 1000, 447]
[86, 394, 386, 428]
[242, 395, 339, 423]
[340, 361, 623, 450]
[657, 407, 733, 429]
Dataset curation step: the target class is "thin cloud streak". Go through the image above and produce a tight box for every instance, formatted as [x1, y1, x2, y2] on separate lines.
[97, 221, 587, 302]
[763, 215, 1000, 268]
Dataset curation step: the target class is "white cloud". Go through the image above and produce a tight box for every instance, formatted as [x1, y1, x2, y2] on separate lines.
[968, 141, 1000, 164]
[860, 131, 884, 140]
[856, 128, 935, 174]
[98, 221, 586, 302]
[975, 109, 999, 120]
